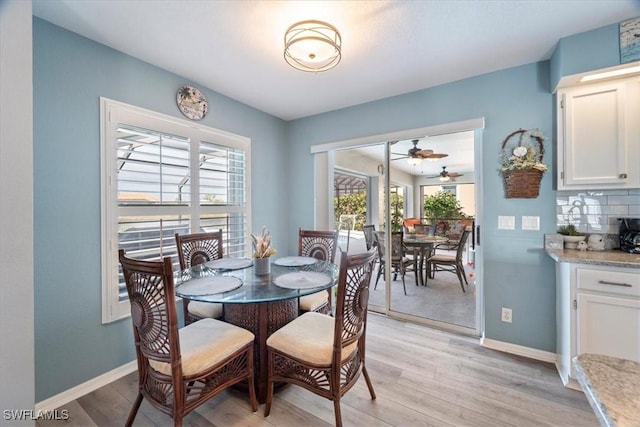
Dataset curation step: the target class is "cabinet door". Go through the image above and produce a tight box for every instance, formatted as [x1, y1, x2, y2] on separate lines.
[577, 292, 640, 361]
[559, 80, 629, 189]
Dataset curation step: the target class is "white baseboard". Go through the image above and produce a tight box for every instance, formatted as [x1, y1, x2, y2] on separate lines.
[35, 361, 137, 413]
[481, 338, 557, 363]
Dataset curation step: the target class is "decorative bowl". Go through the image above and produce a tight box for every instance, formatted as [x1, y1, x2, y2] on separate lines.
[563, 235, 586, 249]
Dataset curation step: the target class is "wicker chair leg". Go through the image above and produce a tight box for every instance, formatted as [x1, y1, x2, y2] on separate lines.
[362, 365, 377, 400]
[246, 348, 258, 412]
[264, 350, 274, 417]
[333, 398, 343, 427]
[125, 392, 143, 427]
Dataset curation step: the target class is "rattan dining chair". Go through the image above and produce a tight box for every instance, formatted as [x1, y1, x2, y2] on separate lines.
[297, 228, 339, 315]
[175, 231, 224, 324]
[426, 229, 471, 292]
[118, 250, 257, 427]
[264, 249, 378, 427]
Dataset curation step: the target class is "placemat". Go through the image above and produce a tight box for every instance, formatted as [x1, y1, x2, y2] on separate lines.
[273, 256, 318, 267]
[273, 271, 332, 289]
[205, 257, 253, 270]
[177, 276, 242, 296]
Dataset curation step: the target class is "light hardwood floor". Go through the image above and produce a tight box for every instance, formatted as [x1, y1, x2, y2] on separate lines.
[38, 313, 598, 426]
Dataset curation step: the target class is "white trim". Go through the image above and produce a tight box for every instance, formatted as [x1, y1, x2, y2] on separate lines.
[481, 338, 557, 363]
[100, 97, 251, 323]
[386, 310, 479, 337]
[35, 361, 137, 413]
[310, 118, 485, 153]
[314, 152, 330, 230]
[554, 360, 583, 391]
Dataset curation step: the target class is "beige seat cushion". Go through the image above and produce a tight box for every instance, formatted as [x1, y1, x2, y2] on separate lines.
[188, 301, 223, 319]
[149, 318, 254, 376]
[267, 312, 357, 366]
[299, 291, 328, 312]
[430, 254, 456, 263]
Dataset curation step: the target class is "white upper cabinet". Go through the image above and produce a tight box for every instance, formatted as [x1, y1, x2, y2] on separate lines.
[557, 75, 640, 190]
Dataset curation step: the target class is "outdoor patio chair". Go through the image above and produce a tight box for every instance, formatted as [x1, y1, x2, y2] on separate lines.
[427, 229, 471, 292]
[373, 231, 415, 295]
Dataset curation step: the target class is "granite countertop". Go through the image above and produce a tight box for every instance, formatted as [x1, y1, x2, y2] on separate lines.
[573, 354, 640, 426]
[546, 249, 640, 269]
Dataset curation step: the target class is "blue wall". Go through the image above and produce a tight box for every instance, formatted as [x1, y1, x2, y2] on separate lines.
[33, 15, 628, 402]
[287, 62, 559, 351]
[33, 18, 287, 401]
[550, 23, 622, 90]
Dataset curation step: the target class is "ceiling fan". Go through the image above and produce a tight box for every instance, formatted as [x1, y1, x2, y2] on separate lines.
[427, 166, 463, 181]
[392, 139, 449, 163]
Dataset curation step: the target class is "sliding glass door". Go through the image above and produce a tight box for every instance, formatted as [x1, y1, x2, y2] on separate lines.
[313, 121, 483, 337]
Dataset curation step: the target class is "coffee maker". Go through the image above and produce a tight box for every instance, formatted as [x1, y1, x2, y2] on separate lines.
[618, 218, 640, 254]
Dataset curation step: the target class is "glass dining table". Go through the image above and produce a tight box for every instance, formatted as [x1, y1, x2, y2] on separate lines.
[174, 256, 338, 403]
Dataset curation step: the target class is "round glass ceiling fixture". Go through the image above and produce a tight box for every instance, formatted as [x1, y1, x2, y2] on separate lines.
[284, 20, 341, 72]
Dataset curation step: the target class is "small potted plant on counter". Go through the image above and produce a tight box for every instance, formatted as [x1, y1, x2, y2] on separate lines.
[557, 225, 587, 249]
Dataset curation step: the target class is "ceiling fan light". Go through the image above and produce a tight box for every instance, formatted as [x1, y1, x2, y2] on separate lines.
[284, 20, 341, 72]
[407, 157, 422, 166]
[439, 175, 450, 182]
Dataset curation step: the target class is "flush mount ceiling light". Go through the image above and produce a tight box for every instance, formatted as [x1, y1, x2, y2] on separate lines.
[284, 20, 341, 72]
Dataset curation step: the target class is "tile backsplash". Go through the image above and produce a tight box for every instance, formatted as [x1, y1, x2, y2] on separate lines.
[556, 188, 640, 248]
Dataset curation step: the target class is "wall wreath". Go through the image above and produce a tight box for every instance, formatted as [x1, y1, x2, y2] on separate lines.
[499, 128, 548, 199]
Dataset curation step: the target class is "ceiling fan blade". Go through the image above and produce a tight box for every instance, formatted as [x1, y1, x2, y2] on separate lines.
[421, 152, 448, 159]
[416, 149, 434, 157]
[448, 172, 463, 178]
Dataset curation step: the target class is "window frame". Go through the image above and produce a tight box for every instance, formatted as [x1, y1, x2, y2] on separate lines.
[100, 97, 251, 323]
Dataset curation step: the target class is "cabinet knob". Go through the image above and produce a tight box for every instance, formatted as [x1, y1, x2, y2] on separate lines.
[619, 173, 628, 179]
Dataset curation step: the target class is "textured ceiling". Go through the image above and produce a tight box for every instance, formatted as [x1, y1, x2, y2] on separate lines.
[33, 0, 640, 121]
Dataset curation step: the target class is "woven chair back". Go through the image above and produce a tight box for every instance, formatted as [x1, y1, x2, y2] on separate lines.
[175, 230, 223, 269]
[298, 229, 339, 262]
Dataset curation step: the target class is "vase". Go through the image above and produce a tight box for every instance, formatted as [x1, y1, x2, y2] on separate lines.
[254, 257, 271, 275]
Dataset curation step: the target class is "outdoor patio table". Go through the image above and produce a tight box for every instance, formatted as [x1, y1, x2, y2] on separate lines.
[403, 235, 448, 286]
[175, 257, 337, 403]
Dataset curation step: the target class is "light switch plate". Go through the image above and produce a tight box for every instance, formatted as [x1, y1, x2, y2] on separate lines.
[498, 216, 515, 230]
[522, 216, 540, 230]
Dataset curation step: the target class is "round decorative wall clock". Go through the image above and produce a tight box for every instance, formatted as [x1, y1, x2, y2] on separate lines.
[176, 85, 208, 120]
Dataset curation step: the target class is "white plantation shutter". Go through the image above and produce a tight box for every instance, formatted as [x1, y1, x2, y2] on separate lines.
[101, 98, 251, 322]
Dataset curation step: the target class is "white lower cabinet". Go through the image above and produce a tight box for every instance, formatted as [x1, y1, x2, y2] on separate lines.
[556, 263, 640, 388]
[577, 293, 640, 360]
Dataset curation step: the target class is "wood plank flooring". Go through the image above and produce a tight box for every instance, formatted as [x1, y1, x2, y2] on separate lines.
[37, 313, 598, 426]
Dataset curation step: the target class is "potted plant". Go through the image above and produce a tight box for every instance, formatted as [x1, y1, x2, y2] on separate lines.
[557, 224, 587, 249]
[423, 191, 470, 237]
[251, 226, 277, 274]
[423, 191, 465, 220]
